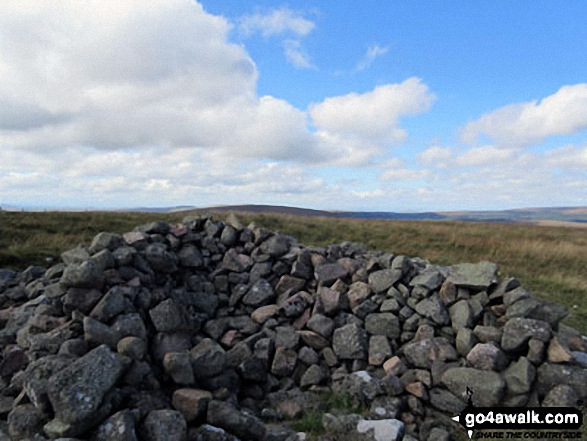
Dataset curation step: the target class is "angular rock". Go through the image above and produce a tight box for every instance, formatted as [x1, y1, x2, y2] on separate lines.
[207, 400, 267, 440]
[164, 352, 195, 385]
[140, 409, 187, 441]
[242, 279, 276, 308]
[356, 418, 404, 441]
[61, 261, 104, 289]
[191, 339, 226, 378]
[414, 294, 450, 326]
[364, 313, 400, 339]
[501, 318, 551, 352]
[93, 410, 138, 441]
[466, 343, 508, 371]
[150, 299, 186, 332]
[47, 345, 126, 426]
[332, 323, 368, 360]
[442, 367, 505, 407]
[447, 261, 498, 290]
[449, 300, 473, 331]
[306, 313, 335, 338]
[369, 335, 392, 366]
[271, 347, 298, 377]
[314, 262, 348, 285]
[368, 269, 402, 293]
[172, 389, 212, 423]
[503, 357, 535, 395]
[536, 363, 587, 398]
[542, 385, 578, 407]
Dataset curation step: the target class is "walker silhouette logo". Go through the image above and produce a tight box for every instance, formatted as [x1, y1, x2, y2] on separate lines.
[451, 388, 584, 439]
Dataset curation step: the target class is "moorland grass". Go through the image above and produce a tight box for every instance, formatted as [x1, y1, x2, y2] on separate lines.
[0, 210, 585, 333]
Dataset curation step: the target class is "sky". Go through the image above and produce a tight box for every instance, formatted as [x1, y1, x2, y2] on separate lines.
[1, 1, 586, 212]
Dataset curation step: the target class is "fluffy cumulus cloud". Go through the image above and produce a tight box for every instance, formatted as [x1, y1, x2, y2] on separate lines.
[461, 84, 587, 147]
[310, 78, 435, 165]
[0, 0, 436, 208]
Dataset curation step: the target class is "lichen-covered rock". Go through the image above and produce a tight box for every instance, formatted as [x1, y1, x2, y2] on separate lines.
[333, 323, 368, 360]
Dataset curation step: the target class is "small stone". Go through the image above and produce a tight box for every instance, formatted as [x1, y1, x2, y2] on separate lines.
[369, 335, 392, 366]
[466, 343, 508, 371]
[447, 261, 498, 290]
[547, 337, 574, 363]
[306, 313, 335, 338]
[542, 385, 579, 407]
[93, 410, 138, 441]
[368, 269, 403, 293]
[300, 365, 326, 387]
[503, 357, 535, 395]
[172, 389, 212, 422]
[251, 305, 280, 324]
[271, 347, 298, 377]
[242, 279, 276, 308]
[356, 418, 404, 441]
[140, 409, 187, 441]
[365, 313, 400, 339]
[414, 294, 450, 326]
[383, 356, 407, 376]
[164, 352, 195, 385]
[332, 323, 368, 360]
[314, 262, 348, 285]
[191, 339, 226, 378]
[117, 336, 147, 360]
[501, 318, 551, 353]
[442, 367, 505, 407]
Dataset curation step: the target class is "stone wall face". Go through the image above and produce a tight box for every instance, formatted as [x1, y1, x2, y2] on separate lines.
[0, 215, 585, 441]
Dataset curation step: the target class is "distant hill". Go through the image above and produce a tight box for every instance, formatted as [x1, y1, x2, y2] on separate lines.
[177, 204, 587, 225]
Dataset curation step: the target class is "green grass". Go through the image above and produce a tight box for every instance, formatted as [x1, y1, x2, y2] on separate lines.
[1, 210, 585, 333]
[289, 392, 366, 438]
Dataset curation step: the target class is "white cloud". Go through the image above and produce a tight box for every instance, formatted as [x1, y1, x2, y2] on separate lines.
[310, 78, 435, 164]
[380, 169, 431, 181]
[238, 7, 316, 69]
[238, 7, 315, 37]
[453, 146, 515, 167]
[417, 146, 455, 168]
[283, 39, 316, 69]
[461, 83, 587, 147]
[355, 44, 389, 71]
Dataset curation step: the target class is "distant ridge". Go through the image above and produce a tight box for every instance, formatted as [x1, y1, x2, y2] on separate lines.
[178, 204, 587, 225]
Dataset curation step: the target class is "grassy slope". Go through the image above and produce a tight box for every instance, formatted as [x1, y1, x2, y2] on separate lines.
[1, 210, 585, 333]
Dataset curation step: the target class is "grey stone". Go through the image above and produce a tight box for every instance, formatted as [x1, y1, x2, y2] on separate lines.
[368, 269, 403, 293]
[364, 313, 400, 339]
[368, 335, 392, 366]
[271, 347, 298, 377]
[300, 364, 326, 387]
[298, 346, 319, 365]
[260, 234, 291, 257]
[536, 363, 587, 398]
[414, 294, 449, 326]
[505, 297, 541, 319]
[466, 343, 508, 371]
[528, 302, 569, 328]
[164, 352, 195, 385]
[542, 385, 579, 407]
[504, 357, 535, 395]
[449, 300, 473, 331]
[117, 336, 147, 360]
[90, 232, 124, 254]
[410, 269, 443, 291]
[332, 323, 368, 360]
[442, 367, 505, 407]
[207, 400, 267, 440]
[429, 388, 467, 414]
[140, 409, 186, 441]
[446, 261, 498, 289]
[90, 287, 131, 323]
[83, 316, 121, 349]
[307, 313, 335, 338]
[111, 313, 147, 340]
[456, 328, 478, 357]
[7, 404, 48, 440]
[94, 410, 138, 441]
[191, 339, 226, 378]
[150, 299, 187, 332]
[178, 245, 204, 268]
[315, 262, 348, 285]
[473, 325, 502, 343]
[402, 338, 441, 369]
[501, 318, 551, 352]
[503, 286, 531, 307]
[47, 345, 126, 425]
[61, 246, 91, 265]
[144, 243, 178, 273]
[242, 279, 276, 308]
[61, 261, 104, 289]
[63, 287, 103, 314]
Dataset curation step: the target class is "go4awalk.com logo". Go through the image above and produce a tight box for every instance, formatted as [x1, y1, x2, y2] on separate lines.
[451, 388, 584, 439]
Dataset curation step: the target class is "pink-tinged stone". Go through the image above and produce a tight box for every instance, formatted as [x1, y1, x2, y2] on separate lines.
[297, 330, 330, 349]
[277, 400, 302, 419]
[251, 305, 280, 324]
[172, 389, 212, 422]
[405, 381, 428, 400]
[220, 330, 240, 348]
[547, 337, 574, 363]
[293, 308, 311, 330]
[169, 225, 188, 237]
[383, 356, 406, 376]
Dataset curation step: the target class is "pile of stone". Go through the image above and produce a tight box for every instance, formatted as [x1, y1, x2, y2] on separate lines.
[0, 214, 585, 441]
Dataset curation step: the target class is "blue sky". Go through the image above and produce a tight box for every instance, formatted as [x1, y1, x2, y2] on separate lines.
[0, 1, 586, 211]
